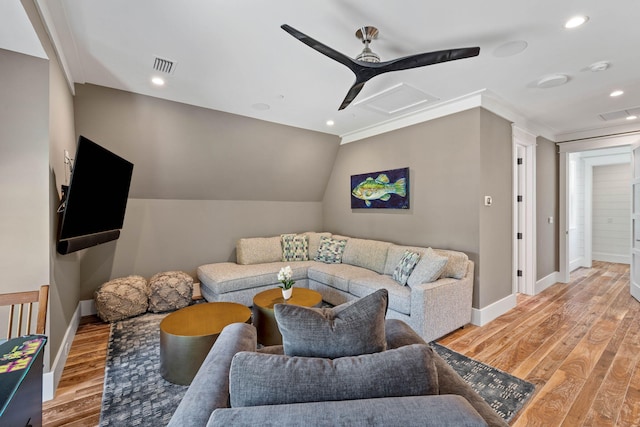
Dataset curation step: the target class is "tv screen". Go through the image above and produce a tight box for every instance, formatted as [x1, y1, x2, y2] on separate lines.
[57, 136, 134, 254]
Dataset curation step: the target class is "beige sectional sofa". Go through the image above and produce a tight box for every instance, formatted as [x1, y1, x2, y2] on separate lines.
[197, 232, 474, 342]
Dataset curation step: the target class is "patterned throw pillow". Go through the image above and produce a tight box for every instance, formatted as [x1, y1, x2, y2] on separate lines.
[314, 236, 347, 264]
[281, 234, 309, 261]
[392, 250, 421, 285]
[407, 248, 448, 287]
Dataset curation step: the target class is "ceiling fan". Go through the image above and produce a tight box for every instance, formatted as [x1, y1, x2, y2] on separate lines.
[281, 24, 480, 110]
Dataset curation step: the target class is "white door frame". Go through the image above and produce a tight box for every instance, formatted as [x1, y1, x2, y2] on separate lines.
[582, 153, 631, 266]
[512, 125, 536, 295]
[558, 133, 640, 282]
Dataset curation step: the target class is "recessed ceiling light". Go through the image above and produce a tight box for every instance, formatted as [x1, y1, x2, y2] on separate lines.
[565, 15, 589, 29]
[627, 115, 638, 120]
[151, 76, 165, 86]
[251, 103, 270, 111]
[326, 120, 335, 126]
[610, 90, 624, 97]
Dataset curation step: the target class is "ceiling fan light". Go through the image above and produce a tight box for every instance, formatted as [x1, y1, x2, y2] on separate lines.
[356, 47, 380, 63]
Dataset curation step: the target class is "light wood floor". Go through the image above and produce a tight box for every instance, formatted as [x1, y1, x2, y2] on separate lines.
[43, 261, 640, 426]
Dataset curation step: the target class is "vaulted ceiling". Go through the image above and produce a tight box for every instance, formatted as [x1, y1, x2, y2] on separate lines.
[7, 0, 640, 142]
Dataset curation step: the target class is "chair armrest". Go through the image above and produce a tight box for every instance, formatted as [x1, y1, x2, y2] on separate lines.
[168, 322, 257, 427]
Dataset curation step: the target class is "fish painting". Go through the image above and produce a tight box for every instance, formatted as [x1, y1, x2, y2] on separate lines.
[351, 173, 407, 207]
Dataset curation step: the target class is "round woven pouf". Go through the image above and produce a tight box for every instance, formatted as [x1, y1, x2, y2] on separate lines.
[94, 275, 149, 322]
[148, 271, 194, 313]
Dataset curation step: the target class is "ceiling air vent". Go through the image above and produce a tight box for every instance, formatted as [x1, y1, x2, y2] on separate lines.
[153, 56, 176, 74]
[599, 106, 640, 121]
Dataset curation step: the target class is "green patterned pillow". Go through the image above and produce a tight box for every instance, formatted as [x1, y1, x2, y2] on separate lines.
[281, 234, 309, 261]
[314, 236, 347, 264]
[392, 250, 421, 285]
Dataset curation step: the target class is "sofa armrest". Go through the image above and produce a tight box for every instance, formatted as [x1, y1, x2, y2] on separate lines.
[408, 261, 474, 342]
[168, 322, 257, 427]
[385, 318, 427, 348]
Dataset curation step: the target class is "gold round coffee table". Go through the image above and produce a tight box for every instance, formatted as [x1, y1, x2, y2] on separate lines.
[252, 288, 322, 346]
[159, 302, 251, 385]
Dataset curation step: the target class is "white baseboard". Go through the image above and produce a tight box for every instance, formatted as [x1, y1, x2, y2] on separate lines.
[43, 303, 82, 401]
[569, 257, 590, 272]
[471, 293, 517, 327]
[592, 252, 630, 265]
[536, 271, 560, 294]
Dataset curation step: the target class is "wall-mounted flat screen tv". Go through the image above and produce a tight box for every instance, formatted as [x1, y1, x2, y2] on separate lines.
[57, 136, 134, 254]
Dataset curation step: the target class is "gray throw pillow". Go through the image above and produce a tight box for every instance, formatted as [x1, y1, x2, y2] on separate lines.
[229, 343, 439, 408]
[281, 233, 309, 261]
[274, 288, 388, 358]
[407, 247, 448, 287]
[392, 250, 421, 285]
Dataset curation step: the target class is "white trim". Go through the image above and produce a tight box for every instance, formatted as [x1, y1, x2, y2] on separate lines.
[632, 280, 640, 301]
[558, 132, 640, 153]
[512, 125, 537, 295]
[556, 125, 640, 143]
[33, 0, 76, 94]
[569, 256, 589, 272]
[470, 293, 517, 326]
[592, 252, 630, 264]
[340, 89, 557, 144]
[340, 91, 483, 144]
[536, 271, 560, 294]
[43, 302, 82, 401]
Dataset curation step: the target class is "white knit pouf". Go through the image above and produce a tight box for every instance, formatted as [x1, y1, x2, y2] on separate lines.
[95, 275, 149, 322]
[148, 271, 194, 313]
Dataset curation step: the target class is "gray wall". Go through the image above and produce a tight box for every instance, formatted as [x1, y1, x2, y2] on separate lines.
[73, 84, 340, 298]
[322, 108, 513, 309]
[536, 136, 559, 278]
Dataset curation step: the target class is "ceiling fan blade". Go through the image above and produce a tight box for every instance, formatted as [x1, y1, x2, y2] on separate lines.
[339, 81, 367, 110]
[281, 24, 358, 72]
[377, 47, 480, 74]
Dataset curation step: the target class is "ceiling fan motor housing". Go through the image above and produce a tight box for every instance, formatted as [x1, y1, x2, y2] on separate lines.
[355, 26, 380, 63]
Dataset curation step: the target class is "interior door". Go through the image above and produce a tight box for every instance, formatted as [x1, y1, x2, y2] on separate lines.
[630, 145, 640, 301]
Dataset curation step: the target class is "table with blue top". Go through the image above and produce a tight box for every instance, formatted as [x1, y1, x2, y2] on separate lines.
[0, 335, 47, 427]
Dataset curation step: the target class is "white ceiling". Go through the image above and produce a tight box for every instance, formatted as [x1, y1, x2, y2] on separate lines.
[29, 1, 640, 141]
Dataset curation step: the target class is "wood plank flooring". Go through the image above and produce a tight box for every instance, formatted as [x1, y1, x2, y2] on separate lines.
[43, 262, 640, 426]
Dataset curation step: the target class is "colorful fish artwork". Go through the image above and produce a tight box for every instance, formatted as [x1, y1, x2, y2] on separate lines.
[351, 171, 408, 208]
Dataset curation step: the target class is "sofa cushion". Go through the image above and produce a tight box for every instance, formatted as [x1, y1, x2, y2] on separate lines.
[302, 232, 332, 259]
[434, 249, 470, 279]
[349, 276, 411, 315]
[228, 343, 438, 408]
[341, 238, 392, 274]
[407, 248, 448, 287]
[280, 234, 309, 262]
[198, 262, 314, 294]
[314, 236, 348, 264]
[274, 289, 388, 358]
[392, 250, 421, 285]
[307, 262, 379, 292]
[236, 236, 282, 265]
[210, 395, 488, 427]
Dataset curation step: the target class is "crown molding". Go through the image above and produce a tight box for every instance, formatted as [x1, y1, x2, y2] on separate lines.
[339, 89, 557, 144]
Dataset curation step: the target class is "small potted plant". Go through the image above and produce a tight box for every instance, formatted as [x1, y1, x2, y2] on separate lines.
[278, 265, 295, 300]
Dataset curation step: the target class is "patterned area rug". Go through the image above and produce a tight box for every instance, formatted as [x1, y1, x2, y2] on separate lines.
[99, 312, 188, 426]
[99, 312, 534, 426]
[431, 342, 535, 422]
